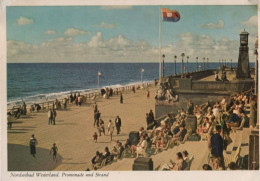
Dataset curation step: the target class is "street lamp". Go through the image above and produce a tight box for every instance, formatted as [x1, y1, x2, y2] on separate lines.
[231, 59, 233, 70]
[162, 54, 165, 77]
[174, 55, 177, 76]
[181, 53, 185, 78]
[196, 57, 198, 72]
[219, 59, 221, 67]
[141, 68, 144, 88]
[186, 56, 189, 73]
[203, 58, 205, 70]
[207, 58, 209, 70]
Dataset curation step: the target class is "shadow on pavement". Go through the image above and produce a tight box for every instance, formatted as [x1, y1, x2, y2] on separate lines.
[8, 143, 62, 171]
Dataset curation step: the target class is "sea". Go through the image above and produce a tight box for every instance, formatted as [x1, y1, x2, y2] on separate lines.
[7, 62, 252, 106]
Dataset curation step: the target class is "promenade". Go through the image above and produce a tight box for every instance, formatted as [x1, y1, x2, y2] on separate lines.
[8, 85, 156, 171]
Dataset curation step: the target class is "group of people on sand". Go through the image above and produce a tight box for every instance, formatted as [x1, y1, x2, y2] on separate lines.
[47, 108, 57, 125]
[93, 102, 122, 142]
[29, 134, 58, 163]
[69, 93, 84, 106]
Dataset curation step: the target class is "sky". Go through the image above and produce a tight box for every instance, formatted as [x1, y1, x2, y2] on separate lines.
[6, 5, 258, 63]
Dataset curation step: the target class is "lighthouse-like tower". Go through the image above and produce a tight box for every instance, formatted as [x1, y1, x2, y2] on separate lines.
[236, 30, 251, 79]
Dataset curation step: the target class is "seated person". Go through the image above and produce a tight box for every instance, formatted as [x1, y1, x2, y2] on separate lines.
[117, 142, 125, 159]
[103, 147, 111, 163]
[130, 135, 147, 156]
[226, 111, 241, 128]
[169, 152, 187, 170]
[91, 151, 103, 169]
[197, 117, 211, 135]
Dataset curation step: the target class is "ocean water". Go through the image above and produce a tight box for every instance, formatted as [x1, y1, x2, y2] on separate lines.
[7, 62, 250, 106]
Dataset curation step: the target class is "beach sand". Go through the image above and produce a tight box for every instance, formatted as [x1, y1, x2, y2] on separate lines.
[8, 86, 157, 171]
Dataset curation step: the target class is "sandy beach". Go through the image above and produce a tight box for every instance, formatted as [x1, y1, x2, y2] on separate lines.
[8, 85, 157, 171]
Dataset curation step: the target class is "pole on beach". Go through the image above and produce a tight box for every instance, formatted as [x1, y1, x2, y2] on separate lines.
[141, 68, 144, 88]
[158, 7, 162, 83]
[174, 55, 177, 75]
[231, 59, 233, 70]
[207, 58, 209, 70]
[196, 57, 198, 72]
[186, 56, 189, 73]
[203, 58, 205, 70]
[98, 72, 101, 88]
[181, 53, 185, 78]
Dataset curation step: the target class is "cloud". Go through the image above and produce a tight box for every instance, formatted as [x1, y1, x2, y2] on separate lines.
[93, 22, 117, 29]
[199, 20, 224, 29]
[64, 28, 91, 36]
[241, 15, 258, 28]
[16, 16, 34, 25]
[44, 30, 57, 35]
[7, 31, 257, 63]
[100, 6, 132, 10]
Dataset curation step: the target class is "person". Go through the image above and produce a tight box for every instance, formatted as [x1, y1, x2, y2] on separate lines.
[91, 151, 103, 169]
[48, 109, 53, 125]
[130, 135, 147, 156]
[49, 143, 58, 162]
[103, 147, 111, 163]
[98, 119, 105, 136]
[115, 116, 122, 135]
[182, 150, 190, 170]
[221, 72, 228, 81]
[215, 72, 219, 81]
[29, 134, 38, 157]
[94, 110, 101, 127]
[120, 93, 123, 104]
[108, 120, 114, 141]
[208, 125, 224, 170]
[170, 152, 187, 170]
[52, 108, 57, 125]
[146, 113, 155, 130]
[202, 164, 212, 170]
[149, 109, 154, 122]
[132, 86, 135, 93]
[221, 114, 232, 150]
[147, 90, 150, 98]
[93, 132, 98, 143]
[93, 102, 98, 114]
[187, 100, 194, 115]
[78, 96, 82, 106]
[70, 93, 73, 103]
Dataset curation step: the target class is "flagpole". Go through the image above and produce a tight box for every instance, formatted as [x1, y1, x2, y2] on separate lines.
[158, 6, 162, 83]
[98, 74, 100, 88]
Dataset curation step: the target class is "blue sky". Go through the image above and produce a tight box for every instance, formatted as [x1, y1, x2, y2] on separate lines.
[6, 5, 258, 62]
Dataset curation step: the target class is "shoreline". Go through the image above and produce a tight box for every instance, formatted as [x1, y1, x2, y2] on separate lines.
[7, 81, 154, 111]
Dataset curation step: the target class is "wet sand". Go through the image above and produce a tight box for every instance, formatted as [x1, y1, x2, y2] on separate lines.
[8, 86, 156, 171]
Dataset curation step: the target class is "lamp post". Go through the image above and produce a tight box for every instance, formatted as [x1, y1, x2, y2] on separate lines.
[231, 59, 233, 70]
[162, 54, 165, 77]
[174, 55, 177, 76]
[203, 58, 205, 70]
[254, 36, 258, 129]
[181, 53, 185, 78]
[222, 59, 223, 66]
[207, 58, 209, 70]
[186, 56, 189, 73]
[97, 72, 102, 88]
[196, 57, 198, 72]
[141, 68, 144, 88]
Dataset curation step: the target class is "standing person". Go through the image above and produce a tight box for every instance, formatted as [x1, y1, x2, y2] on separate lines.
[70, 93, 73, 103]
[29, 134, 38, 157]
[120, 93, 123, 104]
[115, 116, 122, 135]
[48, 109, 53, 125]
[147, 90, 150, 98]
[98, 119, 105, 136]
[49, 143, 58, 163]
[93, 132, 98, 143]
[208, 125, 224, 170]
[149, 109, 154, 122]
[52, 109, 57, 125]
[132, 86, 135, 93]
[108, 120, 114, 141]
[78, 96, 82, 106]
[94, 110, 101, 127]
[93, 102, 98, 114]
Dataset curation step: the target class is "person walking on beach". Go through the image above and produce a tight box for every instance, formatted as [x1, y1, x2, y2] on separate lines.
[29, 134, 38, 157]
[93, 132, 98, 143]
[147, 90, 150, 98]
[108, 120, 114, 141]
[94, 110, 101, 127]
[49, 143, 58, 163]
[120, 93, 123, 104]
[93, 102, 98, 114]
[52, 108, 57, 125]
[115, 116, 122, 135]
[48, 109, 53, 125]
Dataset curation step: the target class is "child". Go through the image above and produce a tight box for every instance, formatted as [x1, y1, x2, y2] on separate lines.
[49, 143, 58, 163]
[93, 132, 98, 143]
